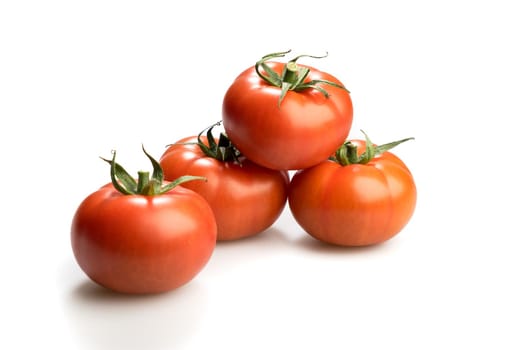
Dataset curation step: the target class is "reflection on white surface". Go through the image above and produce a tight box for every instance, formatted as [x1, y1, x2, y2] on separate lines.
[58, 223, 398, 350]
[62, 275, 208, 350]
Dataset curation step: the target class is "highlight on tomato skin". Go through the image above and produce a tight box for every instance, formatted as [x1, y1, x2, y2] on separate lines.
[288, 133, 417, 247]
[159, 121, 290, 241]
[70, 146, 218, 294]
[222, 50, 353, 171]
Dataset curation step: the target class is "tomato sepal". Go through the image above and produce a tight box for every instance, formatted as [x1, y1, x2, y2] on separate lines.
[169, 121, 242, 164]
[255, 50, 350, 107]
[101, 145, 206, 196]
[332, 130, 414, 166]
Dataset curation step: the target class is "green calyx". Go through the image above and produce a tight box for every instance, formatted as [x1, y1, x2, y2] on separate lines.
[332, 130, 414, 166]
[101, 145, 206, 196]
[255, 49, 350, 107]
[196, 121, 242, 164]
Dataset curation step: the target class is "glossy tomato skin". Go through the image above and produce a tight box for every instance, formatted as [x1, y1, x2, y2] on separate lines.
[159, 136, 289, 241]
[71, 183, 217, 294]
[288, 140, 416, 246]
[222, 61, 353, 170]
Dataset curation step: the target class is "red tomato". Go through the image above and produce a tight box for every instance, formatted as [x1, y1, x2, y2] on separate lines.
[71, 148, 217, 294]
[222, 50, 353, 170]
[288, 135, 417, 246]
[160, 123, 289, 241]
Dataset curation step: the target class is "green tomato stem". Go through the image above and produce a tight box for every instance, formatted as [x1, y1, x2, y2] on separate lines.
[333, 130, 414, 166]
[254, 50, 349, 107]
[101, 147, 207, 196]
[282, 62, 299, 84]
[335, 142, 360, 166]
[136, 171, 150, 194]
[195, 121, 242, 163]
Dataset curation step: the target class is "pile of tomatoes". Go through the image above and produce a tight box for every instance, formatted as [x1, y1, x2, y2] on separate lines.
[71, 50, 417, 294]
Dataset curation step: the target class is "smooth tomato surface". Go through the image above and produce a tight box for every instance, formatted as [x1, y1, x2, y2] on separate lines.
[160, 136, 289, 241]
[222, 61, 353, 170]
[71, 183, 217, 294]
[288, 140, 416, 246]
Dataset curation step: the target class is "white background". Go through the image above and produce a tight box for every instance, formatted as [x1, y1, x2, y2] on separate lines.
[1, 0, 523, 349]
